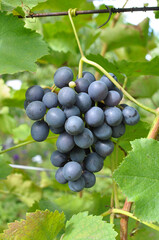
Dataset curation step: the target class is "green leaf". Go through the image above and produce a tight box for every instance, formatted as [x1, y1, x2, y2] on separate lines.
[0, 113, 16, 134]
[0, 12, 48, 74]
[113, 138, 159, 223]
[101, 18, 150, 51]
[63, 212, 117, 240]
[1, 210, 65, 240]
[1, 0, 46, 11]
[12, 124, 30, 143]
[3, 173, 42, 206]
[118, 120, 150, 151]
[0, 155, 12, 180]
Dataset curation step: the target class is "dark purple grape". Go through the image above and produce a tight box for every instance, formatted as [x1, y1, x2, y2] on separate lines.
[64, 106, 80, 118]
[70, 147, 85, 163]
[83, 171, 96, 188]
[55, 167, 68, 184]
[50, 126, 65, 134]
[65, 116, 84, 136]
[43, 88, 51, 94]
[100, 73, 118, 90]
[85, 107, 104, 127]
[26, 101, 46, 120]
[122, 106, 140, 125]
[50, 150, 68, 167]
[104, 107, 123, 126]
[112, 123, 125, 138]
[31, 120, 49, 142]
[93, 123, 112, 140]
[75, 78, 90, 93]
[46, 108, 66, 128]
[76, 92, 92, 113]
[63, 161, 82, 181]
[58, 87, 76, 107]
[104, 90, 122, 107]
[25, 85, 44, 102]
[84, 152, 104, 172]
[54, 67, 73, 88]
[95, 140, 114, 158]
[68, 176, 85, 192]
[113, 86, 123, 98]
[82, 71, 96, 84]
[74, 128, 94, 149]
[56, 132, 75, 153]
[88, 81, 108, 101]
[42, 92, 58, 108]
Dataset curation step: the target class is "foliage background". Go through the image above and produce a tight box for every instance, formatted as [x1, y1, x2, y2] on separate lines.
[0, 0, 159, 239]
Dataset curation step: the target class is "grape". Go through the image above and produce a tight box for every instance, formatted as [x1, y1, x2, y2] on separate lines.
[50, 126, 65, 134]
[54, 67, 73, 88]
[100, 73, 118, 90]
[43, 88, 51, 94]
[112, 123, 125, 138]
[64, 106, 80, 118]
[31, 120, 49, 142]
[26, 101, 46, 120]
[122, 106, 140, 125]
[42, 92, 58, 108]
[24, 100, 31, 110]
[88, 81, 108, 101]
[75, 78, 90, 93]
[46, 108, 66, 128]
[104, 107, 123, 126]
[58, 87, 76, 107]
[113, 86, 123, 98]
[74, 128, 94, 149]
[95, 140, 114, 158]
[85, 107, 104, 127]
[56, 132, 75, 153]
[68, 176, 85, 192]
[104, 90, 122, 107]
[65, 116, 84, 135]
[50, 150, 67, 167]
[76, 92, 92, 113]
[93, 123, 112, 140]
[83, 171, 96, 188]
[82, 71, 96, 84]
[70, 147, 85, 163]
[25, 85, 44, 102]
[55, 167, 68, 184]
[84, 152, 104, 172]
[63, 161, 82, 181]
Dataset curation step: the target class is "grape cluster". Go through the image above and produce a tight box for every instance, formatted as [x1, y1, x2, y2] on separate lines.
[24, 67, 140, 192]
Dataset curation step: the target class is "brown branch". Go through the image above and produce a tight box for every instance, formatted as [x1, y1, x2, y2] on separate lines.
[120, 199, 132, 240]
[17, 6, 159, 18]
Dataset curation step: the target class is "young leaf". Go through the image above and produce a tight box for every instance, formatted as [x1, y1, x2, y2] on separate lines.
[0, 12, 48, 74]
[1, 0, 46, 11]
[0, 210, 65, 240]
[3, 173, 42, 206]
[63, 212, 117, 240]
[113, 138, 159, 223]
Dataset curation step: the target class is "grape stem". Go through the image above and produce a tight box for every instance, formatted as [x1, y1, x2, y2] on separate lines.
[101, 208, 159, 232]
[0, 136, 58, 155]
[81, 56, 157, 115]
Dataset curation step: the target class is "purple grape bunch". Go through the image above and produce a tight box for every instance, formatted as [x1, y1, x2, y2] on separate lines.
[24, 67, 140, 192]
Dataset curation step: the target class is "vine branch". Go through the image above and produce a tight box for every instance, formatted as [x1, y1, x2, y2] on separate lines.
[19, 6, 159, 18]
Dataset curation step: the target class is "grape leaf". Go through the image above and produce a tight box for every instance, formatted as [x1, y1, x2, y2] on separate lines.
[101, 18, 150, 51]
[0, 12, 48, 74]
[3, 173, 42, 206]
[0, 155, 12, 180]
[113, 138, 159, 223]
[1, 0, 46, 10]
[63, 212, 117, 240]
[0, 210, 65, 240]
